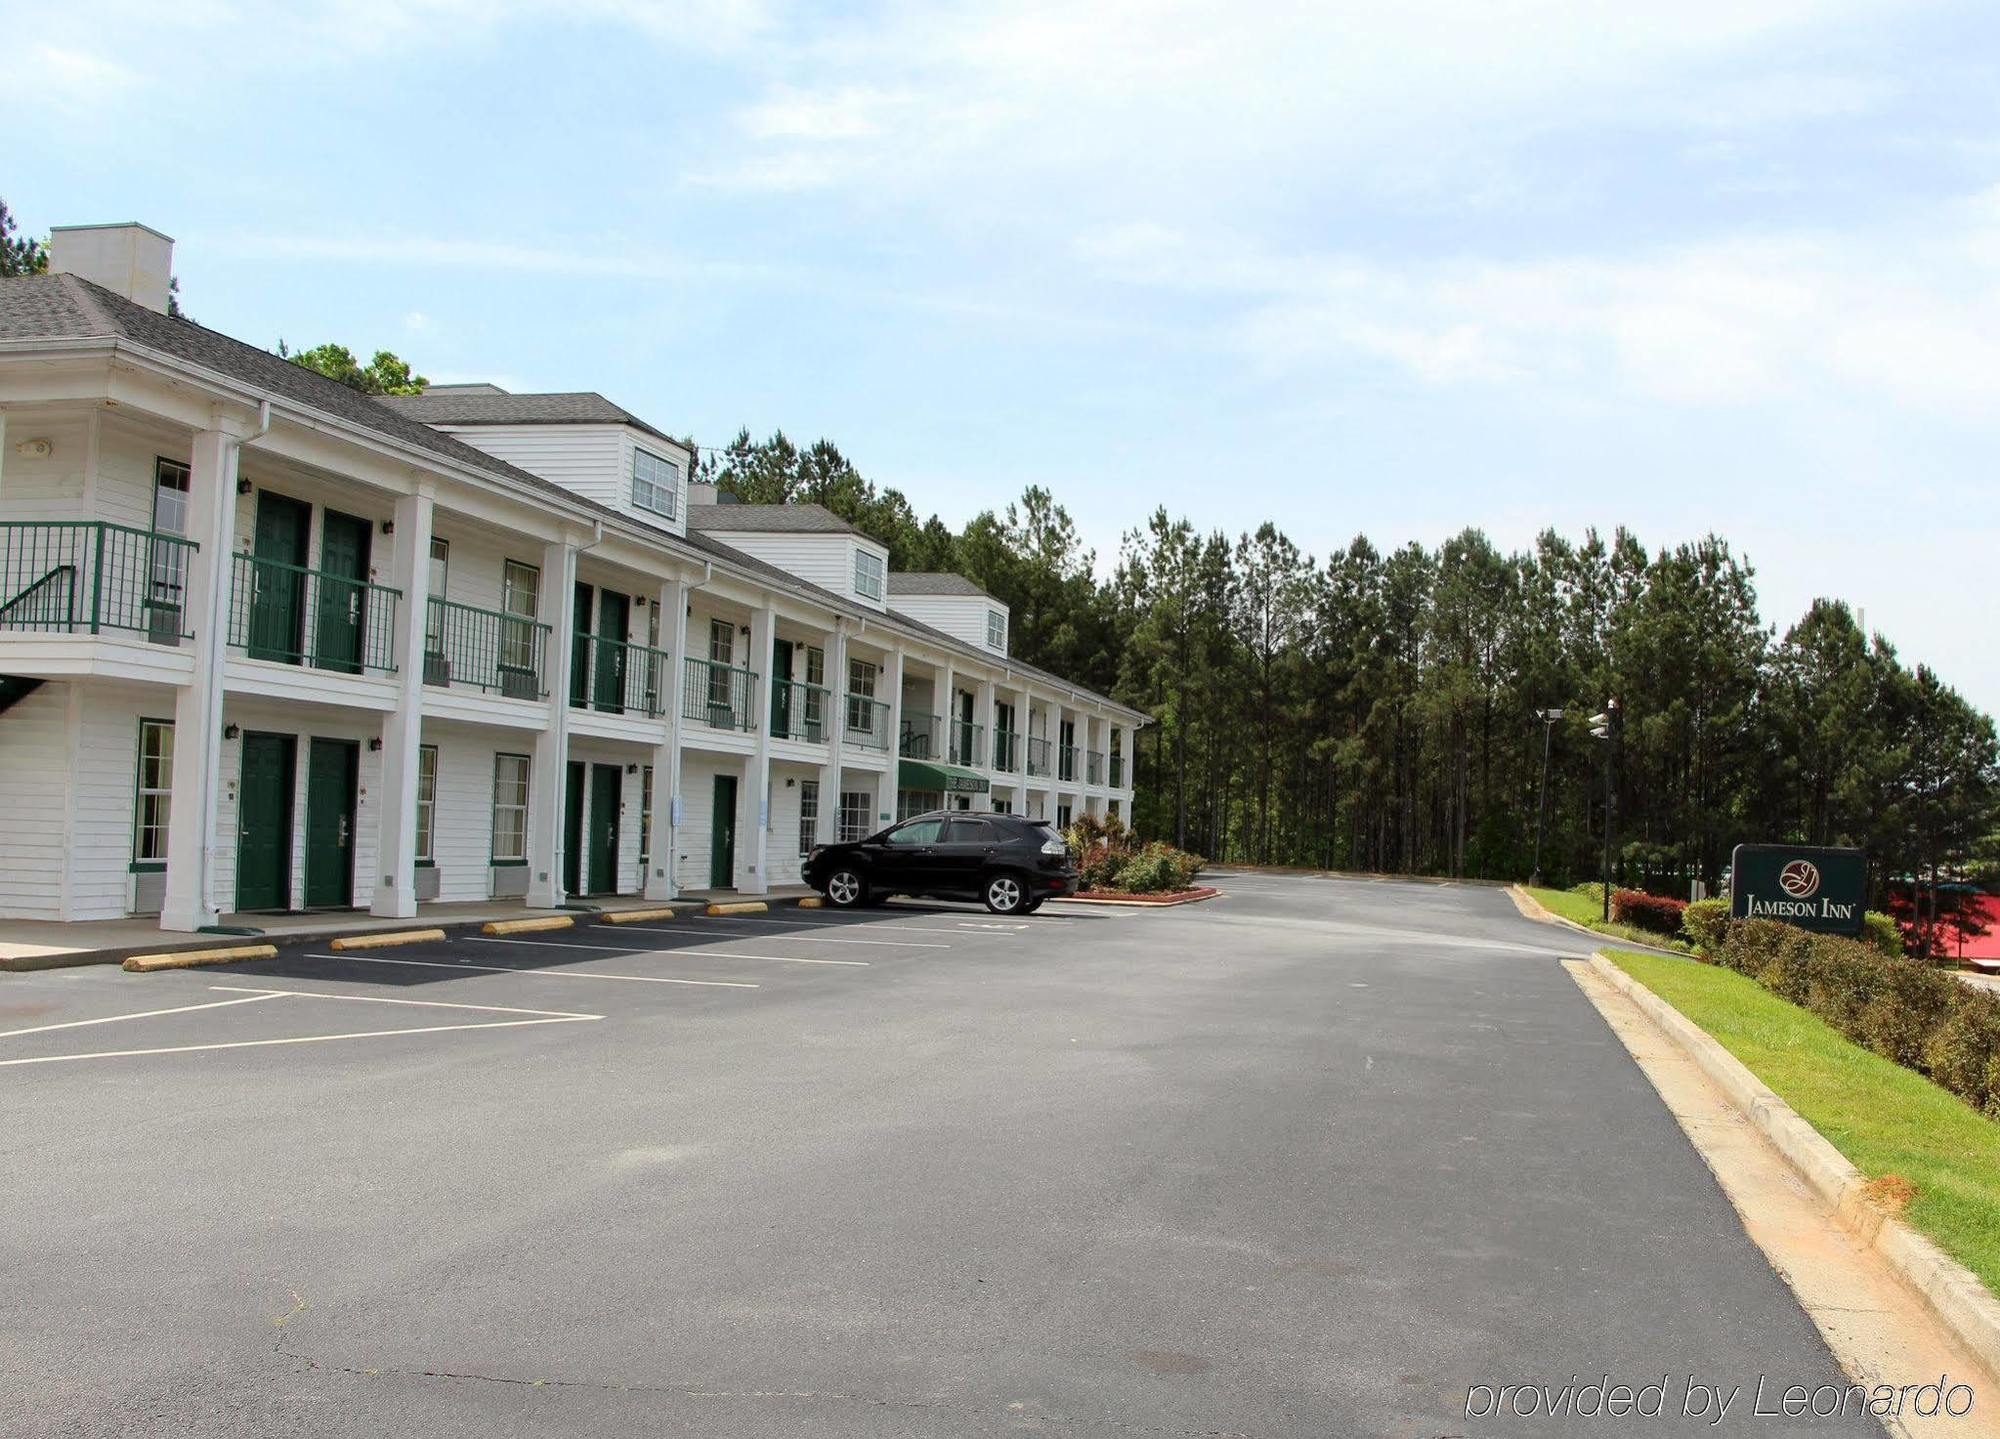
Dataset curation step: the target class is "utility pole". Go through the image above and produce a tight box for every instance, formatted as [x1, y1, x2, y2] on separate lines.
[1529, 708, 1563, 888]
[1589, 698, 1620, 924]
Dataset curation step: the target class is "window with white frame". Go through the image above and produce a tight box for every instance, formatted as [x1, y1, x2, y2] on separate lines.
[133, 718, 174, 865]
[838, 790, 872, 842]
[853, 547, 884, 601]
[500, 561, 540, 673]
[798, 779, 820, 856]
[149, 458, 190, 610]
[424, 538, 449, 652]
[632, 447, 680, 519]
[492, 754, 530, 862]
[846, 656, 877, 737]
[986, 609, 1006, 650]
[415, 745, 438, 864]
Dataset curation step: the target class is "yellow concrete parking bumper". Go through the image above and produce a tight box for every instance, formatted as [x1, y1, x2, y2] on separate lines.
[481, 916, 575, 936]
[123, 944, 278, 973]
[706, 901, 768, 916]
[602, 908, 679, 925]
[328, 929, 447, 951]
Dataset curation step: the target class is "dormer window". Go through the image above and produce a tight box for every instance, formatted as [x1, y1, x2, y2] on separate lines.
[854, 548, 885, 601]
[632, 447, 680, 519]
[986, 609, 1006, 650]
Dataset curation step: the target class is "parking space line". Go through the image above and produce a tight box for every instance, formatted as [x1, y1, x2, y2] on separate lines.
[212, 985, 604, 1016]
[469, 938, 864, 968]
[306, 952, 764, 987]
[605, 923, 945, 949]
[678, 914, 1038, 936]
[0, 991, 282, 1042]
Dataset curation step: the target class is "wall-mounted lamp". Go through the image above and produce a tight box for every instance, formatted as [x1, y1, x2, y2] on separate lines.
[380, 519, 394, 535]
[236, 478, 252, 495]
[223, 723, 240, 740]
[635, 596, 647, 608]
[367, 737, 383, 752]
[739, 624, 751, 637]
[13, 438, 52, 459]
[625, 763, 638, 774]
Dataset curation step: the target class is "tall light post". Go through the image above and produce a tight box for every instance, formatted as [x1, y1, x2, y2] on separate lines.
[1588, 698, 1620, 924]
[1529, 708, 1564, 888]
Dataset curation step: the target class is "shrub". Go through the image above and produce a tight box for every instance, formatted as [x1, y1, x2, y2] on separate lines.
[1064, 823, 1204, 894]
[1681, 898, 1731, 954]
[1612, 888, 1688, 936]
[1707, 917, 2000, 1118]
[1862, 910, 1905, 958]
[1571, 881, 1606, 905]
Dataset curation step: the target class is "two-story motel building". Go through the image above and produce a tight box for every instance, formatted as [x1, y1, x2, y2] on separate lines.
[0, 223, 1143, 933]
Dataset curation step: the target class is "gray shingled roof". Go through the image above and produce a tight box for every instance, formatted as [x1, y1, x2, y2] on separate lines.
[379, 390, 679, 444]
[0, 273, 593, 511]
[889, 572, 993, 598]
[687, 502, 865, 538]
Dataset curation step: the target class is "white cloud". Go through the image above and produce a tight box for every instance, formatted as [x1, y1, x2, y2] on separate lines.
[12, 43, 139, 114]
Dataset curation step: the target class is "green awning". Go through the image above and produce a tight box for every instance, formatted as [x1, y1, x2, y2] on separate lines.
[898, 758, 990, 795]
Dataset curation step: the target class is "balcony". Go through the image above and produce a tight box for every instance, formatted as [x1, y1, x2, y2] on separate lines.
[229, 552, 400, 674]
[949, 719, 985, 768]
[1025, 736, 1052, 778]
[1086, 750, 1105, 785]
[992, 729, 1020, 773]
[424, 597, 549, 699]
[900, 708, 942, 759]
[771, 679, 831, 742]
[571, 635, 672, 718]
[1110, 754, 1124, 789]
[0, 521, 197, 642]
[685, 655, 758, 732]
[1058, 743, 1080, 784]
[845, 694, 891, 751]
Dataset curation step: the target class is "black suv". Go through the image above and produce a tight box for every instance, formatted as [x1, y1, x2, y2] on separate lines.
[804, 811, 1078, 915]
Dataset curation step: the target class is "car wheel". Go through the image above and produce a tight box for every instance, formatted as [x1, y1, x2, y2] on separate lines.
[982, 871, 1027, 915]
[824, 868, 867, 909]
[1021, 895, 1045, 914]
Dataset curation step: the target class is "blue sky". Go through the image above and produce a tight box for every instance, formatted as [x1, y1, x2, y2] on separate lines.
[9, 0, 1999, 711]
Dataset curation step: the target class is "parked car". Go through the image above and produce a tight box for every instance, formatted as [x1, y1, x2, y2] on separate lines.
[804, 811, 1078, 915]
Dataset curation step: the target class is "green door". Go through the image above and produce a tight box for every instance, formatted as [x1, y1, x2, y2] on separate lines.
[249, 492, 309, 663]
[710, 774, 737, 889]
[236, 732, 296, 911]
[588, 764, 621, 895]
[563, 760, 586, 897]
[569, 582, 593, 709]
[770, 639, 794, 737]
[314, 510, 372, 674]
[304, 738, 359, 908]
[593, 591, 629, 714]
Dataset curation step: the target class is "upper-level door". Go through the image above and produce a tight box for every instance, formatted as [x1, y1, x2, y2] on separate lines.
[770, 639, 794, 737]
[314, 510, 372, 674]
[593, 590, 629, 713]
[248, 491, 310, 663]
[570, 582, 594, 708]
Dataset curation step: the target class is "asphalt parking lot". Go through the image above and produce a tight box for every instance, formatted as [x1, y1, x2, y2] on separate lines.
[3, 873, 1877, 1437]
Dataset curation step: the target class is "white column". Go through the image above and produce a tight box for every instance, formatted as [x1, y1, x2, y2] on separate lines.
[975, 676, 997, 809]
[644, 573, 684, 900]
[739, 602, 776, 893]
[370, 487, 434, 917]
[941, 660, 957, 763]
[526, 538, 577, 908]
[819, 621, 850, 844]
[884, 646, 906, 824]
[161, 421, 248, 932]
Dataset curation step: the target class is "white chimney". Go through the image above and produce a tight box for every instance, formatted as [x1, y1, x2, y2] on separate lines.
[48, 223, 175, 313]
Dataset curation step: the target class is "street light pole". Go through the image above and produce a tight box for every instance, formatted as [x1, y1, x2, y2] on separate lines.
[1529, 708, 1562, 888]
[1589, 698, 1620, 924]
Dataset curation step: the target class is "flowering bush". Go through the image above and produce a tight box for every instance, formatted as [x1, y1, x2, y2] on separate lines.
[1611, 887, 1688, 936]
[1061, 816, 1204, 894]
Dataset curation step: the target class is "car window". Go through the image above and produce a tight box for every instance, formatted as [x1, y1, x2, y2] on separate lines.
[943, 818, 993, 843]
[885, 819, 943, 846]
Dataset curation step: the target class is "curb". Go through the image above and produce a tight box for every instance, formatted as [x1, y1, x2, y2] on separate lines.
[1588, 951, 2000, 1385]
[1507, 886, 1689, 960]
[1050, 887, 1219, 908]
[123, 944, 278, 972]
[328, 929, 446, 951]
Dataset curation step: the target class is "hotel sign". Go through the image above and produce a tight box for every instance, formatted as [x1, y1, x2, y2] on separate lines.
[1729, 844, 1865, 936]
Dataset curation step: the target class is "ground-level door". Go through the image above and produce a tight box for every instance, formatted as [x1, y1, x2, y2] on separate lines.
[710, 773, 738, 888]
[235, 732, 296, 911]
[304, 737, 360, 908]
[563, 760, 625, 898]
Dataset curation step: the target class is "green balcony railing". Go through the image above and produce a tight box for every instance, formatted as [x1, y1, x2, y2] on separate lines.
[845, 694, 891, 751]
[900, 708, 941, 759]
[1025, 735, 1053, 778]
[0, 521, 197, 641]
[992, 730, 1020, 772]
[1110, 754, 1124, 789]
[949, 719, 986, 768]
[1086, 750, 1105, 785]
[771, 679, 831, 741]
[1058, 743, 1080, 783]
[685, 655, 758, 731]
[569, 635, 672, 718]
[229, 552, 400, 674]
[425, 597, 549, 699]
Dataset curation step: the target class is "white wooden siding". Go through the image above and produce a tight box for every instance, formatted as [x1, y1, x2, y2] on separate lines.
[890, 594, 1007, 652]
[0, 680, 73, 918]
[432, 424, 690, 542]
[701, 532, 890, 611]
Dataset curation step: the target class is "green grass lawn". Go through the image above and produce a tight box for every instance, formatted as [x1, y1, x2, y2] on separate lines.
[1606, 949, 2000, 1297]
[1525, 886, 1692, 953]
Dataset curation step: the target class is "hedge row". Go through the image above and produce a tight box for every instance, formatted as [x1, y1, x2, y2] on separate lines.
[1708, 918, 2000, 1118]
[1611, 888, 1687, 936]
